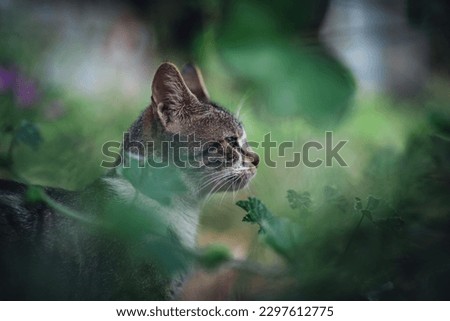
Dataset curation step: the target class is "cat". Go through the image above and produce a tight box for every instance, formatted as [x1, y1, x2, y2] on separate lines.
[0, 62, 259, 300]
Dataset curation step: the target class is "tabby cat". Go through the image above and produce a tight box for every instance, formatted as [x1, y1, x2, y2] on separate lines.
[0, 62, 259, 300]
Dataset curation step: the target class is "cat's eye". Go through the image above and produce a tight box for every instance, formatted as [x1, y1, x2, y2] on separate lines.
[204, 142, 221, 155]
[225, 136, 239, 148]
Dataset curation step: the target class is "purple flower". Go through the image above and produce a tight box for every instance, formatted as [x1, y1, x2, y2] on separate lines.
[0, 66, 17, 92]
[14, 75, 39, 108]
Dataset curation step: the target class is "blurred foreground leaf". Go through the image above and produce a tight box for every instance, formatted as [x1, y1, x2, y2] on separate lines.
[118, 154, 187, 205]
[15, 120, 42, 150]
[215, 0, 354, 126]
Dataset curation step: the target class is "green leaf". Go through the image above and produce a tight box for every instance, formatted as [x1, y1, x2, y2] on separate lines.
[287, 190, 312, 210]
[366, 196, 381, 211]
[0, 155, 11, 168]
[135, 237, 193, 276]
[237, 197, 300, 261]
[15, 120, 42, 150]
[263, 218, 302, 262]
[118, 154, 187, 205]
[429, 112, 450, 139]
[237, 197, 273, 233]
[354, 197, 363, 211]
[361, 209, 374, 222]
[102, 198, 166, 240]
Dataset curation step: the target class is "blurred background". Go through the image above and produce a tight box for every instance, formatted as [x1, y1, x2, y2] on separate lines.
[1, 0, 449, 299]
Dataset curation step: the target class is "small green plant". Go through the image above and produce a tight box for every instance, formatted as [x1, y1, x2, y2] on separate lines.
[287, 189, 311, 217]
[236, 188, 426, 299]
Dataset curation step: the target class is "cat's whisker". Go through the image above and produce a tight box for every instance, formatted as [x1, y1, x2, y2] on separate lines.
[232, 178, 238, 201]
[204, 175, 230, 203]
[198, 175, 223, 191]
[235, 89, 253, 120]
[198, 172, 234, 194]
[219, 178, 232, 204]
[212, 175, 235, 202]
[219, 176, 236, 205]
[199, 168, 232, 181]
[246, 179, 255, 196]
[198, 170, 229, 186]
[238, 174, 246, 196]
[231, 175, 242, 201]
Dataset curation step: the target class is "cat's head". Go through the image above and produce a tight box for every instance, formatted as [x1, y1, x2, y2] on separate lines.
[148, 62, 259, 195]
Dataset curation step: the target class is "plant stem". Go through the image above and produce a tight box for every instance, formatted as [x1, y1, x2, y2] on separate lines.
[340, 211, 365, 261]
[38, 189, 99, 226]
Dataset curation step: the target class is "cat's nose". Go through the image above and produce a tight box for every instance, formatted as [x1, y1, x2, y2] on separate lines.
[250, 152, 259, 167]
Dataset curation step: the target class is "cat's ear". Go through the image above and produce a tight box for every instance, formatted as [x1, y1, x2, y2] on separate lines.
[181, 63, 210, 103]
[151, 62, 199, 132]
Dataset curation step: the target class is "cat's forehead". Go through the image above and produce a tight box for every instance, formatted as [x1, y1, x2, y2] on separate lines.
[188, 103, 243, 139]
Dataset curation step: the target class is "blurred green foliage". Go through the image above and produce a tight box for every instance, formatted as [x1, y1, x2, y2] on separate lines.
[1, 0, 450, 300]
[206, 0, 354, 126]
[237, 117, 450, 299]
